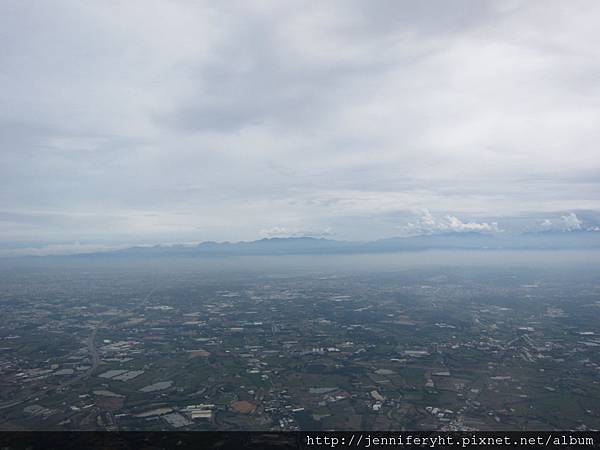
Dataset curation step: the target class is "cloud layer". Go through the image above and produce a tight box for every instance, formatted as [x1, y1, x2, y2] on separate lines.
[1, 1, 600, 250]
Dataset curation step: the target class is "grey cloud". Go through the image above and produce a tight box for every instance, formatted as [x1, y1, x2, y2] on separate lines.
[155, 2, 501, 134]
[1, 1, 599, 250]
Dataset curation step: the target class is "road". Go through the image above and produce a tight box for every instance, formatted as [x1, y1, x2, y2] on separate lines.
[0, 287, 157, 412]
[0, 323, 101, 411]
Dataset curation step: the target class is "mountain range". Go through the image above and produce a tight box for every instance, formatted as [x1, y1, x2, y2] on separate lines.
[72, 230, 600, 258]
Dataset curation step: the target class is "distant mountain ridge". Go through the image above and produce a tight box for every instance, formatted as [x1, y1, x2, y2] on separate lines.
[70, 230, 600, 258]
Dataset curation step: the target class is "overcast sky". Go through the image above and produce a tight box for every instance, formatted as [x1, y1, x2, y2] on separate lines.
[1, 1, 600, 253]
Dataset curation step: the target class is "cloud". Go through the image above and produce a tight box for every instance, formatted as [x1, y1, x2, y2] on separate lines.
[0, 242, 125, 258]
[0, 1, 599, 244]
[401, 210, 502, 236]
[540, 212, 583, 232]
[260, 227, 333, 239]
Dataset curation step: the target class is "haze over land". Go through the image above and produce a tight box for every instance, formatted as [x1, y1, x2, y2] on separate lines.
[2, 249, 600, 431]
[1, 1, 600, 256]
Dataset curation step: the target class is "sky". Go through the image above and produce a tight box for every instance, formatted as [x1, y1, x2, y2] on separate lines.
[1, 1, 600, 254]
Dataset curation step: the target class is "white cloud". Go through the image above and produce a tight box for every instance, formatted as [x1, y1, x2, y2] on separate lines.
[0, 242, 125, 257]
[400, 210, 502, 236]
[540, 212, 583, 231]
[260, 226, 333, 239]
